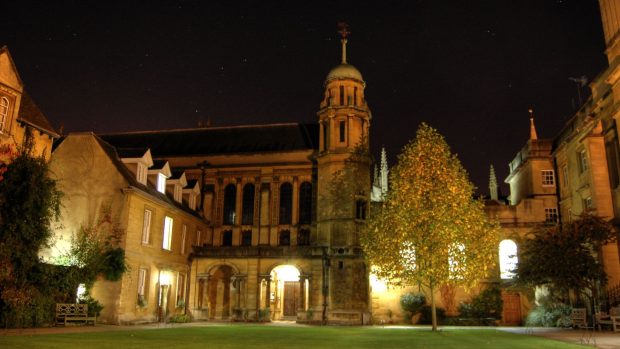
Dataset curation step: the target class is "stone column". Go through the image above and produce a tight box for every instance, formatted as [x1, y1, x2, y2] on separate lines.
[299, 275, 307, 312]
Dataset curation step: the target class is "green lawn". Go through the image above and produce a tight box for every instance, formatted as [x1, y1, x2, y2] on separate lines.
[0, 325, 584, 349]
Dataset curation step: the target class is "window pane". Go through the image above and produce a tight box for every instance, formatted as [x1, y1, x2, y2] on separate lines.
[223, 184, 236, 225]
[299, 182, 312, 224]
[279, 183, 293, 225]
[242, 184, 255, 225]
[499, 240, 518, 279]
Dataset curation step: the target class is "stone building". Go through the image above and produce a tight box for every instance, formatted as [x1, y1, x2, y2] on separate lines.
[49, 133, 208, 324]
[0, 46, 58, 163]
[50, 35, 373, 324]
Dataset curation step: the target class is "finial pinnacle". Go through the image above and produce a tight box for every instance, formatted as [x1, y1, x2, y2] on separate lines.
[337, 22, 350, 64]
[529, 108, 538, 140]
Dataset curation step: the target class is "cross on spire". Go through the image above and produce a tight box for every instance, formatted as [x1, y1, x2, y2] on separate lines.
[337, 22, 350, 64]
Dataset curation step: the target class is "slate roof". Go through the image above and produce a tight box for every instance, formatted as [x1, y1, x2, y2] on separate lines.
[17, 92, 59, 137]
[99, 123, 319, 157]
[89, 134, 204, 220]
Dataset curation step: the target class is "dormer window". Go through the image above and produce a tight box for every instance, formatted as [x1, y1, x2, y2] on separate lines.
[137, 163, 148, 185]
[157, 173, 167, 193]
[174, 184, 182, 203]
[189, 193, 196, 210]
[0, 97, 9, 133]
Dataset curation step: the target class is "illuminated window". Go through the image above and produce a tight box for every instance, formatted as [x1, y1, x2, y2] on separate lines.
[579, 149, 588, 173]
[541, 170, 555, 186]
[299, 182, 312, 224]
[545, 208, 558, 223]
[157, 173, 166, 193]
[181, 224, 187, 254]
[141, 209, 152, 244]
[222, 230, 232, 246]
[279, 183, 292, 225]
[241, 230, 252, 246]
[339, 120, 346, 142]
[163, 216, 173, 250]
[449, 243, 465, 279]
[499, 240, 518, 279]
[223, 184, 236, 225]
[279, 230, 291, 246]
[137, 268, 147, 303]
[0, 97, 8, 132]
[242, 184, 255, 225]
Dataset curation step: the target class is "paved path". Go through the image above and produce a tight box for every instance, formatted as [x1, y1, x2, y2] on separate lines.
[0, 322, 618, 348]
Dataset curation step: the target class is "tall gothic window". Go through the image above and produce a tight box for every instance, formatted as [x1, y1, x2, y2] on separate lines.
[242, 183, 255, 225]
[223, 184, 236, 225]
[299, 182, 312, 224]
[279, 182, 293, 225]
[356, 200, 367, 220]
[339, 85, 344, 105]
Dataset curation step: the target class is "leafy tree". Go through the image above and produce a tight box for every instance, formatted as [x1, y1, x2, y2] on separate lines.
[0, 146, 63, 327]
[516, 213, 616, 302]
[361, 123, 499, 331]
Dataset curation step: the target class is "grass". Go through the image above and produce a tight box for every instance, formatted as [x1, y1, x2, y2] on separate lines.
[0, 325, 585, 349]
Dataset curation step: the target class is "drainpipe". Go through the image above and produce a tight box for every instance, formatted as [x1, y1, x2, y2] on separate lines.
[322, 246, 329, 325]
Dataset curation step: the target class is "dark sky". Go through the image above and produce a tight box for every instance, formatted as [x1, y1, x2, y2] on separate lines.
[1, 1, 608, 195]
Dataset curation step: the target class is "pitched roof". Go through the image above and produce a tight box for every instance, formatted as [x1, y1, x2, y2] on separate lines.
[99, 122, 319, 157]
[90, 134, 204, 220]
[17, 91, 59, 137]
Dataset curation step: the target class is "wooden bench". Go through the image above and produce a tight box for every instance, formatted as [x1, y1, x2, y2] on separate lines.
[596, 307, 620, 332]
[571, 308, 587, 329]
[56, 303, 96, 326]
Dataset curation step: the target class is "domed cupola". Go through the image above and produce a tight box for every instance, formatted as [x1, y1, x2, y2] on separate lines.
[317, 23, 371, 154]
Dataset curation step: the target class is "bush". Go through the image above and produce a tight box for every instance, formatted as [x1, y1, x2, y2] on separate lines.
[419, 305, 445, 325]
[168, 314, 191, 323]
[458, 285, 503, 321]
[78, 291, 103, 317]
[400, 292, 426, 320]
[525, 298, 571, 327]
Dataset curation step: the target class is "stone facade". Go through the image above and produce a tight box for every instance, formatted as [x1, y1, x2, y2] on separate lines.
[0, 46, 58, 164]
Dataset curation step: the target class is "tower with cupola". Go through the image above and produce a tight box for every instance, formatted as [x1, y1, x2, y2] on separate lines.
[315, 24, 372, 322]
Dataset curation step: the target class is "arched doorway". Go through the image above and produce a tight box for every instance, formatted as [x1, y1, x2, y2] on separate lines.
[208, 265, 234, 319]
[271, 265, 300, 320]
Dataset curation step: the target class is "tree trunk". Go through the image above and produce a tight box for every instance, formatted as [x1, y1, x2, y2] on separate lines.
[430, 283, 437, 331]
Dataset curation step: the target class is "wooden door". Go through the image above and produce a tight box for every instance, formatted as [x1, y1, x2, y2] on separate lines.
[502, 292, 522, 325]
[283, 281, 299, 316]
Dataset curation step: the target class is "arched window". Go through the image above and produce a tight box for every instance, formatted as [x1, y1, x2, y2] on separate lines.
[242, 184, 255, 225]
[449, 243, 465, 279]
[0, 97, 9, 132]
[299, 182, 312, 224]
[298, 229, 310, 246]
[222, 230, 233, 246]
[279, 182, 293, 225]
[499, 239, 518, 279]
[279, 230, 291, 246]
[223, 184, 236, 225]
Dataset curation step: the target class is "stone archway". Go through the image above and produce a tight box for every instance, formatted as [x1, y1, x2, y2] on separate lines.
[208, 265, 234, 319]
[270, 265, 302, 320]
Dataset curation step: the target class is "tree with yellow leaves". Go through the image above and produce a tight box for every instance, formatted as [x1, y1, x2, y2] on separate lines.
[361, 123, 499, 331]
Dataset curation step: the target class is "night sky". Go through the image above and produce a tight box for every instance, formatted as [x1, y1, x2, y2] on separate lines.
[1, 1, 608, 195]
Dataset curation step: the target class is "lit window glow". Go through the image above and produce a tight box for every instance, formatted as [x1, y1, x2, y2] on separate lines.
[271, 265, 299, 281]
[163, 216, 173, 250]
[157, 173, 166, 193]
[499, 239, 518, 279]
